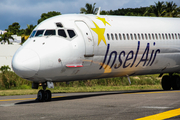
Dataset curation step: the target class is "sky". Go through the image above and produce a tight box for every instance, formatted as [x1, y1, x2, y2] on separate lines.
[0, 0, 180, 30]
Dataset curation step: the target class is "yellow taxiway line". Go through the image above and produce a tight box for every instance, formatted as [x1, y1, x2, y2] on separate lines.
[135, 108, 180, 120]
[128, 90, 180, 95]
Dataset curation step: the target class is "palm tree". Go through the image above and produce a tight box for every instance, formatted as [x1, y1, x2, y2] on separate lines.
[0, 32, 14, 44]
[144, 1, 166, 17]
[164, 1, 179, 17]
[25, 24, 35, 35]
[80, 3, 98, 14]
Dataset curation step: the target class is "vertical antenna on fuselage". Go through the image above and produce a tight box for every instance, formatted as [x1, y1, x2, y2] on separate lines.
[97, 7, 101, 16]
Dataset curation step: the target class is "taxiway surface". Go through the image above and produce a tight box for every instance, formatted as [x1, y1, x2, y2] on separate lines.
[0, 90, 180, 120]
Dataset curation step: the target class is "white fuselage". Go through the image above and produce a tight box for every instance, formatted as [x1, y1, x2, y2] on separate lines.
[12, 14, 180, 83]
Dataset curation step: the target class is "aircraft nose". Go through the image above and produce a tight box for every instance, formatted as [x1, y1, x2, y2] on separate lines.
[12, 49, 40, 78]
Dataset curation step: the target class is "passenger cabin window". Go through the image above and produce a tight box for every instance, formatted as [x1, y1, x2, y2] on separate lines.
[134, 34, 137, 40]
[148, 34, 151, 40]
[119, 34, 122, 40]
[67, 30, 76, 38]
[152, 34, 155, 40]
[138, 34, 141, 40]
[123, 34, 126, 40]
[141, 34, 144, 40]
[155, 34, 158, 39]
[111, 34, 114, 40]
[127, 34, 130, 40]
[30, 30, 36, 38]
[159, 34, 161, 39]
[35, 30, 44, 37]
[115, 34, 118, 40]
[44, 30, 56, 36]
[145, 34, 148, 40]
[168, 34, 171, 39]
[130, 34, 133, 40]
[107, 34, 110, 40]
[162, 34, 165, 39]
[58, 29, 67, 38]
[175, 34, 177, 39]
[172, 34, 174, 39]
[165, 34, 168, 39]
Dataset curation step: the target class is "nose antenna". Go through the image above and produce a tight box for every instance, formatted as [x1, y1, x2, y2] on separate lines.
[97, 7, 101, 16]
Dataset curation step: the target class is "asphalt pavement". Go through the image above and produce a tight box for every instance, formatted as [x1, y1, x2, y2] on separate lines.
[0, 90, 180, 120]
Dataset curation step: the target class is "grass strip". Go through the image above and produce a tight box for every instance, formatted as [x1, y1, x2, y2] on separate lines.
[0, 85, 162, 96]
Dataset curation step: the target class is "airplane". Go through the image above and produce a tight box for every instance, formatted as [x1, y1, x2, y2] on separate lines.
[12, 12, 180, 102]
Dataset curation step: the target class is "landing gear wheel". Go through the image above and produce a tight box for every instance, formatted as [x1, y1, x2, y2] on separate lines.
[37, 90, 45, 102]
[172, 75, 180, 90]
[161, 75, 171, 90]
[44, 90, 52, 101]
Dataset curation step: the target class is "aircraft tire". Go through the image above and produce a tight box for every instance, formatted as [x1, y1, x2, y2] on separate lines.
[161, 75, 171, 90]
[44, 90, 52, 101]
[37, 90, 45, 102]
[171, 75, 180, 90]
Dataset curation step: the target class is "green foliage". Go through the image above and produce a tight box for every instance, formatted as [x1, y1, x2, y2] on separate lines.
[0, 70, 161, 90]
[98, 1, 179, 17]
[37, 11, 61, 24]
[143, 1, 180, 17]
[53, 74, 161, 88]
[164, 1, 180, 17]
[0, 32, 14, 44]
[105, 7, 148, 16]
[6, 22, 20, 35]
[4, 23, 36, 37]
[80, 3, 98, 14]
[25, 24, 36, 35]
[0, 67, 31, 89]
[0, 65, 11, 72]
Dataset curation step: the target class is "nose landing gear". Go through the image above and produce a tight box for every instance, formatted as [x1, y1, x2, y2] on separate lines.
[37, 89, 52, 102]
[36, 82, 53, 102]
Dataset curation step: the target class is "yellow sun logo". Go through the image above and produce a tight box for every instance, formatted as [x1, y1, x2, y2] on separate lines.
[91, 16, 111, 46]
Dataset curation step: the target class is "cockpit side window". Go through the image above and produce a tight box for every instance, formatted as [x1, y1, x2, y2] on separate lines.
[58, 29, 67, 38]
[44, 30, 56, 36]
[56, 23, 63, 28]
[35, 30, 44, 37]
[30, 30, 37, 38]
[67, 30, 76, 38]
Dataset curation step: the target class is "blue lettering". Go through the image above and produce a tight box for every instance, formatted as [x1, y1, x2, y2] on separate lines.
[135, 43, 149, 67]
[106, 51, 117, 68]
[150, 49, 160, 66]
[146, 50, 154, 66]
[123, 51, 134, 68]
[114, 51, 125, 69]
[130, 41, 140, 67]
[99, 41, 160, 71]
[99, 44, 110, 69]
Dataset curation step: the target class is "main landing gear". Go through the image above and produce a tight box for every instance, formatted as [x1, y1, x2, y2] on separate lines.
[32, 82, 54, 102]
[161, 73, 180, 90]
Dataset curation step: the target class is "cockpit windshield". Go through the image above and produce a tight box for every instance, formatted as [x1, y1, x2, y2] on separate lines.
[29, 28, 76, 40]
[44, 30, 56, 36]
[58, 29, 67, 38]
[35, 30, 44, 37]
[30, 31, 36, 38]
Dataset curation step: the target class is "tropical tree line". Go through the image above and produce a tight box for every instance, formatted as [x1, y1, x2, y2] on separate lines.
[1, 1, 179, 44]
[81, 1, 180, 17]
